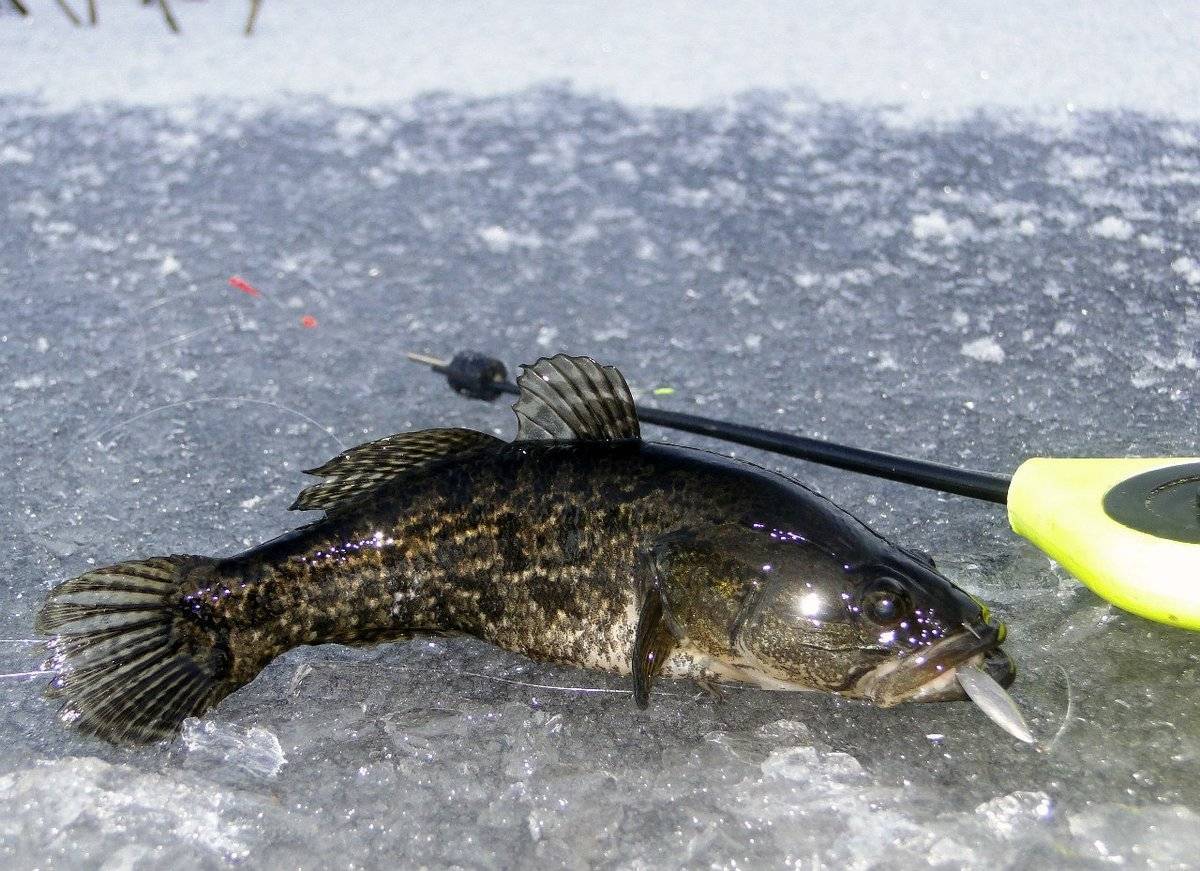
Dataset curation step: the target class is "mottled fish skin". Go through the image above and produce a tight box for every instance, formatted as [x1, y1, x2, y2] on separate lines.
[37, 354, 1015, 743]
[199, 441, 846, 688]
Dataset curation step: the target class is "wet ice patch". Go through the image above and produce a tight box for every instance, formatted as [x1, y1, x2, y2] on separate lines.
[0, 144, 33, 165]
[158, 253, 182, 277]
[13, 374, 47, 390]
[1052, 152, 1106, 181]
[911, 210, 976, 244]
[961, 336, 1006, 363]
[478, 225, 543, 253]
[1089, 215, 1135, 241]
[1068, 803, 1200, 867]
[611, 160, 640, 184]
[874, 350, 899, 370]
[1171, 256, 1200, 285]
[760, 744, 865, 784]
[0, 758, 250, 864]
[974, 790, 1053, 839]
[181, 721, 288, 779]
[1131, 346, 1200, 387]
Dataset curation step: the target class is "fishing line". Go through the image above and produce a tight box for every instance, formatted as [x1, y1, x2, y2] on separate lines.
[89, 396, 347, 450]
[1045, 664, 1075, 755]
[330, 660, 698, 699]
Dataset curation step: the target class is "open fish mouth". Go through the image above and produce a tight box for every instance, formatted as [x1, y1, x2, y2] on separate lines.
[854, 618, 1014, 707]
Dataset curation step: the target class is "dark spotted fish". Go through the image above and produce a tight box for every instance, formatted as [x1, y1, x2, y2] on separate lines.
[38, 355, 1016, 743]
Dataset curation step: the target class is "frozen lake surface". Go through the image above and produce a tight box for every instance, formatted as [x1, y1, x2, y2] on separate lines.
[4, 0, 1199, 121]
[2, 50, 1199, 871]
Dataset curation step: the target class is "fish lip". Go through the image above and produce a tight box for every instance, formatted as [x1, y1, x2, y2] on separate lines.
[982, 645, 1016, 689]
[856, 618, 1013, 706]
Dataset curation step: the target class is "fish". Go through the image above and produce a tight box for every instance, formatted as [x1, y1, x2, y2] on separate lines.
[37, 354, 1016, 743]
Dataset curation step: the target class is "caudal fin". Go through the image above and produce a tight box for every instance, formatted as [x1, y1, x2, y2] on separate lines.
[36, 555, 233, 743]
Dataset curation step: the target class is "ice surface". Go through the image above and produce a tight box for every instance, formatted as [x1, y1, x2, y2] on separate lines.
[3, 1, 1200, 122]
[2, 71, 1200, 871]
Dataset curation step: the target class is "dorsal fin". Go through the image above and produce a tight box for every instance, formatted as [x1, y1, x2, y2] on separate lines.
[290, 427, 502, 512]
[513, 354, 641, 442]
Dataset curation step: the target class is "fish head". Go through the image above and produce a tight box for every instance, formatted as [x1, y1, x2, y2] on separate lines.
[836, 548, 1016, 706]
[657, 522, 1013, 705]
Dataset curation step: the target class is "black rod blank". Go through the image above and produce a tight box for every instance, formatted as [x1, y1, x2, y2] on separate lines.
[408, 351, 1013, 505]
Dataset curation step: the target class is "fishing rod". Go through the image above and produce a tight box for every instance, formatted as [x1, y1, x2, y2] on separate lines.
[407, 350, 1200, 633]
[407, 351, 1012, 502]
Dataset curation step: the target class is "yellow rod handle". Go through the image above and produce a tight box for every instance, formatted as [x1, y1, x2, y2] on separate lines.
[1008, 457, 1200, 630]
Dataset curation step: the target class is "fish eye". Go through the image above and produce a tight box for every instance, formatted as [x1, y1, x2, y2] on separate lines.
[861, 578, 911, 626]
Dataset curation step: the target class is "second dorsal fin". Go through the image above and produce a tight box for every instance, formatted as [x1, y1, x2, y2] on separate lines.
[513, 355, 641, 442]
[290, 427, 502, 512]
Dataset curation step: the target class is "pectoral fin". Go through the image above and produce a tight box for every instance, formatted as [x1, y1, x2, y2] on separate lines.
[631, 586, 679, 709]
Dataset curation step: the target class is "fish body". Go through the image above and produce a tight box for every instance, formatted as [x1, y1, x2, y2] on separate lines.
[38, 355, 1014, 743]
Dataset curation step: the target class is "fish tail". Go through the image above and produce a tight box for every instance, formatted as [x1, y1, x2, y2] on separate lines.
[36, 555, 235, 743]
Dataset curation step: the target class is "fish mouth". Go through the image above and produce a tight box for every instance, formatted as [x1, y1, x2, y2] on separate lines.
[855, 618, 1014, 706]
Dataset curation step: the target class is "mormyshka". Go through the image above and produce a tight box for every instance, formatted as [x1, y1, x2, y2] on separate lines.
[39, 354, 1016, 743]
